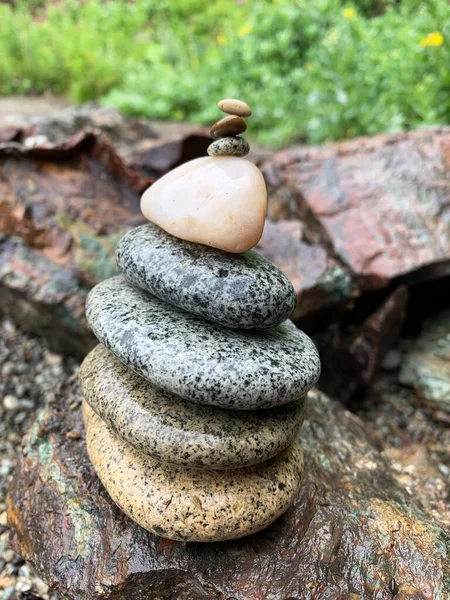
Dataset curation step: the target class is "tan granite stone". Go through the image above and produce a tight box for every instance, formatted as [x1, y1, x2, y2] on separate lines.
[83, 401, 304, 542]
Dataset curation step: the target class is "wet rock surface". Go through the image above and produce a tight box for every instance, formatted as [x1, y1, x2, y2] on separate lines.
[356, 365, 450, 532]
[0, 315, 77, 600]
[8, 376, 450, 600]
[0, 129, 147, 354]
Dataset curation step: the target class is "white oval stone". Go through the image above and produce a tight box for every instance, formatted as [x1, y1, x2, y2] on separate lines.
[140, 156, 267, 253]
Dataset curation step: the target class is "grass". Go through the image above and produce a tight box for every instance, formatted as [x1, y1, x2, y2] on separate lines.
[0, 0, 449, 147]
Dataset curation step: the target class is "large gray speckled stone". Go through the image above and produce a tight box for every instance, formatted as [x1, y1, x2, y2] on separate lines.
[115, 224, 296, 330]
[80, 344, 306, 469]
[83, 401, 305, 542]
[86, 276, 321, 409]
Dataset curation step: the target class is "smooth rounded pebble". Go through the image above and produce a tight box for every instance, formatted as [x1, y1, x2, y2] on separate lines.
[80, 345, 306, 469]
[140, 156, 267, 253]
[210, 115, 247, 139]
[115, 223, 296, 330]
[83, 401, 304, 542]
[86, 277, 321, 410]
[207, 136, 250, 157]
[218, 98, 252, 117]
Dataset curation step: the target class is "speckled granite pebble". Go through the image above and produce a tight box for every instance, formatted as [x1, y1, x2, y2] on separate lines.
[80, 345, 306, 469]
[207, 136, 250, 157]
[83, 401, 304, 542]
[86, 277, 321, 409]
[116, 224, 296, 330]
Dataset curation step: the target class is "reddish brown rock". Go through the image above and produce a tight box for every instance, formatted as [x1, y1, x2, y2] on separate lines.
[0, 126, 22, 143]
[0, 130, 149, 267]
[0, 236, 94, 355]
[0, 131, 149, 351]
[8, 377, 449, 599]
[350, 285, 409, 384]
[127, 131, 212, 180]
[0, 119, 268, 348]
[0, 105, 157, 150]
[0, 105, 213, 178]
[256, 220, 356, 320]
[262, 127, 450, 290]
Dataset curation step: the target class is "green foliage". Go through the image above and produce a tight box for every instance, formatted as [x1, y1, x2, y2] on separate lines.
[0, 0, 152, 99]
[0, 0, 449, 146]
[299, 1, 450, 142]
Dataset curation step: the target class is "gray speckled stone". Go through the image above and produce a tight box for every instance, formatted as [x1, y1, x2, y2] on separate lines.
[207, 136, 250, 157]
[86, 276, 321, 409]
[115, 223, 296, 329]
[80, 344, 306, 469]
[83, 401, 304, 542]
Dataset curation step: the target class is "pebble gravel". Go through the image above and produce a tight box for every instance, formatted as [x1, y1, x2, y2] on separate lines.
[0, 317, 78, 600]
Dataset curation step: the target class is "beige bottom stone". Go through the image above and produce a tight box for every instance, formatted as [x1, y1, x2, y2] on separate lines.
[83, 401, 304, 542]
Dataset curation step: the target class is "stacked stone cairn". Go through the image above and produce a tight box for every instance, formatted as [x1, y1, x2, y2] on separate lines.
[80, 98, 321, 542]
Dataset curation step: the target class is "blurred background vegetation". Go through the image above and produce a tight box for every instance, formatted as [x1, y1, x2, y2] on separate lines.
[0, 0, 448, 147]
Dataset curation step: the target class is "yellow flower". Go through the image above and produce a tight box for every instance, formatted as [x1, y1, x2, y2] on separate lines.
[190, 57, 200, 69]
[343, 7, 356, 19]
[429, 31, 443, 46]
[217, 34, 228, 46]
[420, 31, 444, 47]
[237, 23, 253, 38]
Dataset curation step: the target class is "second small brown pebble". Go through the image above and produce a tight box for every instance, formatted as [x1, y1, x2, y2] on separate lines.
[210, 115, 247, 139]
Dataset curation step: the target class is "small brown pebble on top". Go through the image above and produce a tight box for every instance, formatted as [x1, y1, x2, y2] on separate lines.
[210, 115, 246, 139]
[218, 98, 252, 117]
[66, 430, 82, 440]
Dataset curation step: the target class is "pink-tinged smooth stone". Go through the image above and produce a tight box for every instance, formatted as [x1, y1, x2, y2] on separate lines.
[140, 156, 267, 253]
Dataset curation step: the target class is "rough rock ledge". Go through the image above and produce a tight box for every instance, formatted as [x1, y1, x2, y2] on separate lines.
[7, 376, 449, 600]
